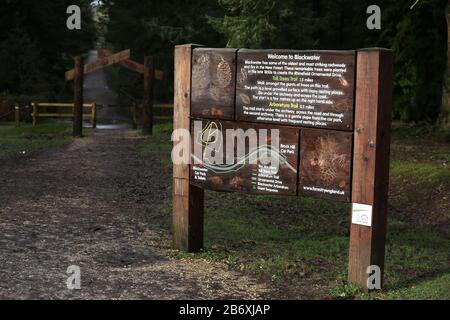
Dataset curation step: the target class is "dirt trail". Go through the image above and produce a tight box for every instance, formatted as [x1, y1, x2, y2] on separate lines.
[0, 129, 268, 299]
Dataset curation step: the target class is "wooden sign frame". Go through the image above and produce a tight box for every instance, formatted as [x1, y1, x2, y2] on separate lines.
[173, 44, 393, 290]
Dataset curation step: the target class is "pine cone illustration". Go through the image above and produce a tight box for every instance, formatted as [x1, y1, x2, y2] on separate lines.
[320, 164, 337, 186]
[216, 56, 232, 88]
[239, 93, 251, 105]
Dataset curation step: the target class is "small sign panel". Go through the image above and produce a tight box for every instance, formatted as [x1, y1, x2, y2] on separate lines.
[191, 48, 238, 120]
[236, 49, 355, 130]
[351, 203, 373, 226]
[190, 119, 299, 195]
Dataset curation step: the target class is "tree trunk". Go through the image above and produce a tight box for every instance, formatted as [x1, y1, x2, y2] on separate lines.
[73, 56, 84, 137]
[142, 56, 154, 135]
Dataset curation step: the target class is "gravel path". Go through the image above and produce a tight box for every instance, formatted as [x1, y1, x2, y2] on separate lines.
[0, 129, 268, 299]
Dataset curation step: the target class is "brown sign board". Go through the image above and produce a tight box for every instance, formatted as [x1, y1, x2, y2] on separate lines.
[65, 49, 131, 81]
[299, 128, 353, 202]
[190, 119, 299, 196]
[236, 49, 355, 130]
[97, 49, 164, 81]
[191, 48, 238, 120]
[174, 44, 394, 290]
[188, 48, 357, 202]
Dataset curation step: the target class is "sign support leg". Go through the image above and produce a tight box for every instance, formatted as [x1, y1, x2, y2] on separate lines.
[348, 49, 393, 290]
[173, 44, 204, 252]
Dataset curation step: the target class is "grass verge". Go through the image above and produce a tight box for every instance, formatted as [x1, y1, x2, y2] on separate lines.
[0, 121, 76, 161]
[141, 123, 449, 300]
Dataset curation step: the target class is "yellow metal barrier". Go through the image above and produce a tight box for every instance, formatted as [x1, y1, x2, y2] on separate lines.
[31, 102, 97, 128]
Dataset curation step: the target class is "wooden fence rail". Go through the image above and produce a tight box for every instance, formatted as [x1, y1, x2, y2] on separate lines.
[31, 102, 97, 128]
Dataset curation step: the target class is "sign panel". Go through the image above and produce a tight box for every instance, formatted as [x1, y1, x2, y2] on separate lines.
[299, 128, 352, 202]
[191, 48, 237, 120]
[236, 49, 355, 130]
[190, 119, 299, 195]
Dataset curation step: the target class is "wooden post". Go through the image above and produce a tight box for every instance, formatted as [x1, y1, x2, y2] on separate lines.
[92, 103, 97, 128]
[142, 56, 154, 135]
[73, 56, 84, 137]
[173, 44, 204, 252]
[15, 104, 20, 127]
[32, 102, 37, 126]
[132, 103, 138, 130]
[348, 49, 393, 290]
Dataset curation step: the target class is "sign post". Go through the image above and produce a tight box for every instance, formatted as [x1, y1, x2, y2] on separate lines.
[348, 49, 393, 289]
[173, 44, 204, 251]
[172, 45, 393, 289]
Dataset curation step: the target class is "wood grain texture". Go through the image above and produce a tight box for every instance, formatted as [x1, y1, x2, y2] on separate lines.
[73, 56, 83, 137]
[191, 48, 237, 120]
[65, 49, 130, 80]
[348, 49, 393, 289]
[299, 128, 352, 202]
[97, 48, 164, 80]
[173, 44, 205, 252]
[190, 119, 299, 196]
[236, 49, 355, 130]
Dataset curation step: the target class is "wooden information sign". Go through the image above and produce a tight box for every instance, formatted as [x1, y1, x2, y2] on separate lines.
[236, 50, 355, 130]
[173, 44, 393, 290]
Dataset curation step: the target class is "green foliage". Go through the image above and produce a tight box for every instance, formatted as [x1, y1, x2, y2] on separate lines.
[382, 0, 448, 122]
[101, 0, 225, 102]
[0, 121, 73, 161]
[383, 273, 450, 299]
[0, 26, 47, 95]
[208, 0, 278, 48]
[208, 0, 448, 124]
[0, 1, 447, 123]
[208, 0, 318, 49]
[0, 0, 96, 98]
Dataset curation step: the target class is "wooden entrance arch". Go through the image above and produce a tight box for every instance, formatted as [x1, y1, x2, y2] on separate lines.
[65, 49, 164, 137]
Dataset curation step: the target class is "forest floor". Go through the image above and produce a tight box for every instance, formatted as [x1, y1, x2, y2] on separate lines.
[0, 124, 267, 299]
[0, 121, 448, 299]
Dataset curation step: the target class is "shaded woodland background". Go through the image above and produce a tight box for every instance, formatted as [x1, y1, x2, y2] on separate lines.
[0, 0, 448, 126]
